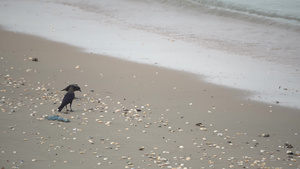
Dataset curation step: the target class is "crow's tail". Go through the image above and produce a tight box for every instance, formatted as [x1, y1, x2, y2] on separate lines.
[58, 104, 64, 112]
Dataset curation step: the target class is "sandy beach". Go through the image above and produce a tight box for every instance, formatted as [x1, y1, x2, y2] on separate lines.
[0, 29, 299, 169]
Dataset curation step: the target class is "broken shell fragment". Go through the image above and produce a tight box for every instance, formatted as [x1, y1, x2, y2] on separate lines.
[259, 133, 270, 137]
[88, 139, 94, 144]
[195, 123, 205, 127]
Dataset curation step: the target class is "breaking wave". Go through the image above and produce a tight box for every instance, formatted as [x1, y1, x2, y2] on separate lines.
[149, 0, 300, 31]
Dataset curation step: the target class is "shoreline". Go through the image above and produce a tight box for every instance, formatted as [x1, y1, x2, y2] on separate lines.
[1, 29, 299, 168]
[1, 0, 300, 109]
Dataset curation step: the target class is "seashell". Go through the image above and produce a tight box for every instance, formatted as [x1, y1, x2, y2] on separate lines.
[88, 139, 94, 144]
[32, 159, 37, 162]
[154, 160, 161, 164]
[217, 133, 223, 137]
[206, 142, 212, 145]
[284, 143, 293, 149]
[105, 121, 112, 125]
[260, 133, 270, 137]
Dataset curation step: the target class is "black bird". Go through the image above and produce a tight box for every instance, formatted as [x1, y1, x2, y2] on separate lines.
[61, 84, 81, 92]
[58, 85, 77, 112]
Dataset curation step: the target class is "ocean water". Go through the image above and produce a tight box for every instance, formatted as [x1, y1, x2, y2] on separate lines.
[162, 0, 300, 25]
[0, 0, 299, 109]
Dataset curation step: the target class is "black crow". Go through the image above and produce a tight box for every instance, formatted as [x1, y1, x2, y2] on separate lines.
[58, 85, 76, 112]
[62, 84, 81, 92]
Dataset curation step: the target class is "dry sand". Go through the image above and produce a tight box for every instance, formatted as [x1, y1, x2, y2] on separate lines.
[0, 29, 299, 169]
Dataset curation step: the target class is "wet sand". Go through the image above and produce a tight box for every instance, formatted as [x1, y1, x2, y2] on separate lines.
[0, 29, 299, 169]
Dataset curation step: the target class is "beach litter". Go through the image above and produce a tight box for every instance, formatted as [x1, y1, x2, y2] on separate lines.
[45, 115, 70, 122]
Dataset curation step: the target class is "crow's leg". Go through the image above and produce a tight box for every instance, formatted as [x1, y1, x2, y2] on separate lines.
[70, 102, 73, 112]
[65, 105, 69, 111]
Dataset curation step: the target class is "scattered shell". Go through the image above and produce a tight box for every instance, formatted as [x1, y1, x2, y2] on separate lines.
[259, 133, 270, 137]
[88, 139, 94, 144]
[217, 133, 223, 137]
[195, 123, 205, 127]
[284, 143, 293, 149]
[32, 58, 38, 62]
